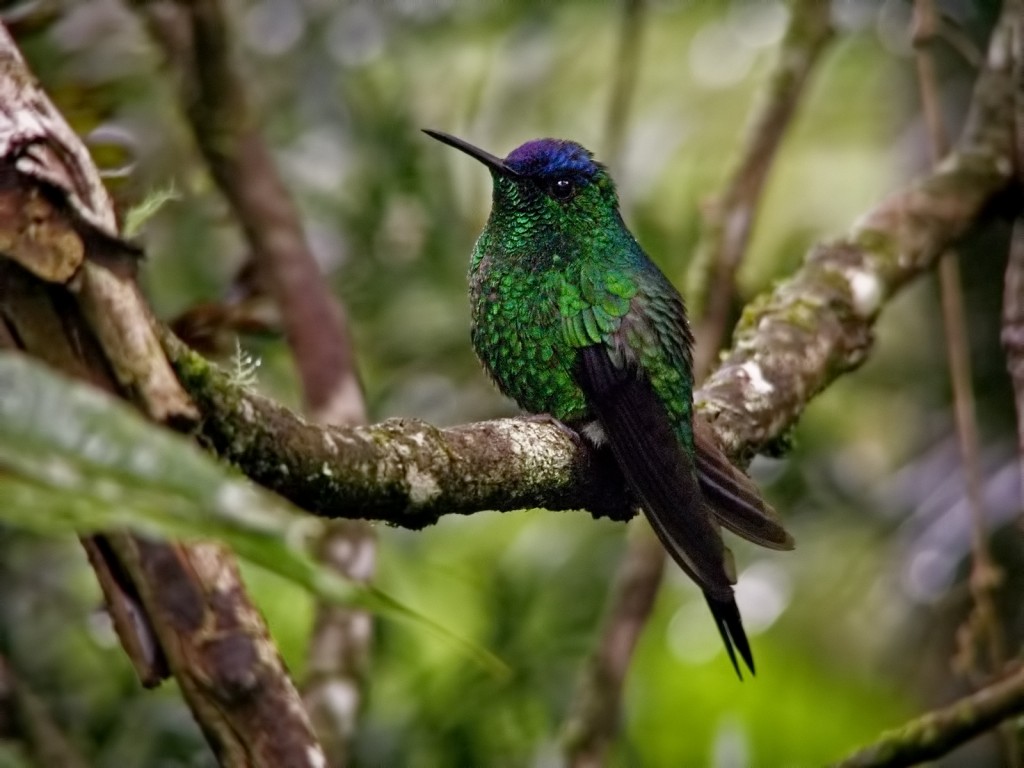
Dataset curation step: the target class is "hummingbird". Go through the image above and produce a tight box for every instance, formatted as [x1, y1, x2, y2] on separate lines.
[424, 130, 794, 678]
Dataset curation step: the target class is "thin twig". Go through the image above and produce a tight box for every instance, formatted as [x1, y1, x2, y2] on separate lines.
[561, 533, 665, 768]
[128, 0, 364, 424]
[561, 4, 659, 764]
[159, 56, 1016, 527]
[688, 0, 833, 377]
[0, 265, 166, 685]
[1004, 0, 1024, 539]
[913, 0, 1006, 688]
[1, 267, 328, 768]
[938, 16, 985, 70]
[1, 4, 1016, 765]
[698, 0, 1016, 457]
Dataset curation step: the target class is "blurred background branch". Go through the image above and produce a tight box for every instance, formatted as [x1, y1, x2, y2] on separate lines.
[144, 0, 1016, 525]
[0, 21, 326, 768]
[155, 0, 1015, 549]
[688, 0, 833, 377]
[563, 2, 662, 762]
[835, 662, 1024, 768]
[1002, 0, 1024, 550]
[913, 9, 1009, 765]
[128, 1, 375, 762]
[1004, 220, 1024, 506]
[602, 0, 645, 173]
[697, 12, 1016, 454]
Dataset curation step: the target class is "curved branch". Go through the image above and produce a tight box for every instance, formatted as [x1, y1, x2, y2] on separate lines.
[130, 0, 362, 424]
[166, 332, 633, 525]
[696, 0, 1016, 457]
[161, 7, 1016, 527]
[1004, 218, 1024, 506]
[834, 664, 1024, 768]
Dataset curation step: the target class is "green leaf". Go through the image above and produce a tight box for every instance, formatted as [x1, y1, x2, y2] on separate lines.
[0, 352, 507, 677]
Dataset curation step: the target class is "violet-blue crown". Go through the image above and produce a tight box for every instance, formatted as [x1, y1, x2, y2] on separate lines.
[504, 139, 600, 180]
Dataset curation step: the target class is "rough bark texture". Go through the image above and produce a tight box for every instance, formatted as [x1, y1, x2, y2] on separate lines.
[697, 26, 1016, 458]
[563, 5, 837, 764]
[165, 332, 632, 525]
[0, 22, 326, 768]
[127, 2, 377, 761]
[0, 27, 193, 424]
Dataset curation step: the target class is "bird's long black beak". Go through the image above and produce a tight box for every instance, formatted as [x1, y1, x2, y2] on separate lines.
[422, 129, 518, 177]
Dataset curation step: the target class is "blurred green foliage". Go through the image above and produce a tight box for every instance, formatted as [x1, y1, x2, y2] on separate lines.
[1, 0, 1018, 766]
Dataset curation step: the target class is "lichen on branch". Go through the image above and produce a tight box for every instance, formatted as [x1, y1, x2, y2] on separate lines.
[165, 333, 633, 526]
[162, 23, 1016, 526]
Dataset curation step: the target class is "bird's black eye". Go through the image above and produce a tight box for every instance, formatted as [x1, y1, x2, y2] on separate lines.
[550, 177, 575, 201]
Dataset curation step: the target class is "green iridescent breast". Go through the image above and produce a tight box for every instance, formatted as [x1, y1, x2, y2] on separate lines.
[467, 208, 695, 453]
[470, 254, 591, 422]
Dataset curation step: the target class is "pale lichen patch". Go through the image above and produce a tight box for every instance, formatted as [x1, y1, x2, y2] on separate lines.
[845, 267, 882, 318]
[738, 360, 774, 396]
[406, 463, 440, 506]
[188, 541, 237, 594]
[407, 430, 429, 449]
[321, 432, 339, 454]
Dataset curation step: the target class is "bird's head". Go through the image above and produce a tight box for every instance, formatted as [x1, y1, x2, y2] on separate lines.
[424, 130, 620, 226]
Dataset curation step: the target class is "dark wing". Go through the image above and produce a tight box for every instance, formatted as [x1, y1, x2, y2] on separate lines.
[574, 344, 754, 678]
[695, 419, 795, 551]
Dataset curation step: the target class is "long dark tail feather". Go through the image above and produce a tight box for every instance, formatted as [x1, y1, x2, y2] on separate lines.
[705, 592, 755, 680]
[573, 346, 758, 679]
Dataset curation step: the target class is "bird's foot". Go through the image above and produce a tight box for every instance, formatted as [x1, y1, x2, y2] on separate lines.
[522, 413, 582, 443]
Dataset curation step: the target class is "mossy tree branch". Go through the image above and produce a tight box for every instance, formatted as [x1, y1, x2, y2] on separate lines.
[834, 662, 1024, 768]
[696, 4, 1016, 458]
[564, 3, 835, 764]
[161, 0, 1016, 532]
[165, 331, 633, 526]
